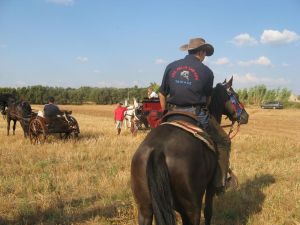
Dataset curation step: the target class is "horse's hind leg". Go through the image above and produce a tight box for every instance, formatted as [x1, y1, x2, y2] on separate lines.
[204, 185, 215, 225]
[180, 208, 201, 225]
[137, 205, 153, 225]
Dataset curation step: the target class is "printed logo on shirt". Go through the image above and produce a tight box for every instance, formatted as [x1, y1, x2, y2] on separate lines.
[171, 66, 199, 81]
[175, 80, 192, 85]
[180, 70, 190, 80]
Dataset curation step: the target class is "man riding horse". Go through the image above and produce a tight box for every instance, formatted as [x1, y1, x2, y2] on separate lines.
[159, 37, 236, 194]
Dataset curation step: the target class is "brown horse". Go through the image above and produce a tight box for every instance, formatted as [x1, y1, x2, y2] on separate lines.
[6, 100, 32, 137]
[0, 93, 16, 116]
[131, 78, 249, 225]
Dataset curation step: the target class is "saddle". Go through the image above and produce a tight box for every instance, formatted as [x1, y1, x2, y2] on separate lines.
[161, 111, 215, 152]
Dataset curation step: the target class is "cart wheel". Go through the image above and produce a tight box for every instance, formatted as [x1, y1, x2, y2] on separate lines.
[29, 118, 46, 144]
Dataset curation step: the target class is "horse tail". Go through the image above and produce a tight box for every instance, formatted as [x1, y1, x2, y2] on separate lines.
[146, 149, 176, 225]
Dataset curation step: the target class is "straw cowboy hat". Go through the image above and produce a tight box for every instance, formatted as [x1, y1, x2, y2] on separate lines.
[180, 37, 214, 56]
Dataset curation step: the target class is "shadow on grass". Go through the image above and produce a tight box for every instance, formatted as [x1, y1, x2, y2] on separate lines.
[0, 195, 132, 225]
[212, 174, 275, 225]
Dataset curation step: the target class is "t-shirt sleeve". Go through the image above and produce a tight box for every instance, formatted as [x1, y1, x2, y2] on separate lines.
[159, 66, 170, 96]
[204, 67, 214, 97]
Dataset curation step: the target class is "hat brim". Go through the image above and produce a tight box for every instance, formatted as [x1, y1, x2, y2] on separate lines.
[180, 43, 214, 56]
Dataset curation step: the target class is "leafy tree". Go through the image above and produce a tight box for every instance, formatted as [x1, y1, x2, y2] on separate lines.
[278, 88, 291, 102]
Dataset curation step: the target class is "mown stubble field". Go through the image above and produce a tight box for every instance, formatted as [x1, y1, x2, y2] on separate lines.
[0, 105, 299, 225]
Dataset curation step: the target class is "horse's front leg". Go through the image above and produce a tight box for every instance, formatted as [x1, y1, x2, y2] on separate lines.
[12, 120, 16, 135]
[23, 124, 28, 138]
[7, 118, 10, 136]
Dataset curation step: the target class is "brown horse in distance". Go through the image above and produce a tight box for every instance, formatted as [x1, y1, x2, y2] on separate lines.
[6, 99, 32, 137]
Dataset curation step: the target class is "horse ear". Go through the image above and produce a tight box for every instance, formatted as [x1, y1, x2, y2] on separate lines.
[227, 76, 233, 88]
[222, 79, 227, 84]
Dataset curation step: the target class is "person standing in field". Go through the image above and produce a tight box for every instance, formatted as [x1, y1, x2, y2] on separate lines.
[114, 102, 127, 135]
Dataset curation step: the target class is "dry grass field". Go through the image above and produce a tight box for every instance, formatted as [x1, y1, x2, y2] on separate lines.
[0, 105, 299, 225]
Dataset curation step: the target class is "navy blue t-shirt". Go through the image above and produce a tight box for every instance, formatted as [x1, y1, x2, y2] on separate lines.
[159, 55, 214, 106]
[44, 103, 61, 117]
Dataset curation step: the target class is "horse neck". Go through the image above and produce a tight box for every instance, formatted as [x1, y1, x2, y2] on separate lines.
[209, 87, 226, 124]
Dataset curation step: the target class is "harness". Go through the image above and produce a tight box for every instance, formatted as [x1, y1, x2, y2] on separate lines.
[222, 89, 246, 139]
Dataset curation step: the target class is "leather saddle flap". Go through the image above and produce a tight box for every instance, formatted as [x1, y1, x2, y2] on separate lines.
[161, 120, 215, 152]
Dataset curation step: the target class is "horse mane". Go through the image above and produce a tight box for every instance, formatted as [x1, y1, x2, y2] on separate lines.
[0, 93, 17, 106]
[19, 101, 32, 116]
[208, 83, 228, 124]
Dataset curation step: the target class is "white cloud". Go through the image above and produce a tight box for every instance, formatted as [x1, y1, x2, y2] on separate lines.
[93, 69, 101, 73]
[260, 29, 300, 44]
[214, 57, 230, 65]
[76, 56, 88, 63]
[231, 33, 258, 46]
[282, 63, 290, 67]
[238, 56, 272, 66]
[155, 58, 167, 65]
[46, 0, 74, 6]
[233, 73, 289, 86]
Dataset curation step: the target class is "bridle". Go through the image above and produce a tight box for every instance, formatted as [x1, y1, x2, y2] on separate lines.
[221, 87, 245, 139]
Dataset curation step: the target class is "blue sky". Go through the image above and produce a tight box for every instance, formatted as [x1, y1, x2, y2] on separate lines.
[0, 0, 300, 94]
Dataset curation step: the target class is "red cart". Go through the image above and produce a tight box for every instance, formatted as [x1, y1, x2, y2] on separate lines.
[141, 98, 163, 128]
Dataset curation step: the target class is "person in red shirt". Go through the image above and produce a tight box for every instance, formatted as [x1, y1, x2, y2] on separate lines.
[114, 102, 127, 135]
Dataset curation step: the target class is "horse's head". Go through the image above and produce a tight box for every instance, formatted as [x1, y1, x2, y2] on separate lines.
[0, 93, 16, 115]
[222, 77, 249, 124]
[17, 101, 32, 135]
[19, 101, 32, 116]
[0, 102, 6, 115]
[210, 77, 249, 124]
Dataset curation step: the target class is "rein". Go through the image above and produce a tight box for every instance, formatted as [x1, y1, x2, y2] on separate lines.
[221, 121, 240, 139]
[7, 111, 31, 122]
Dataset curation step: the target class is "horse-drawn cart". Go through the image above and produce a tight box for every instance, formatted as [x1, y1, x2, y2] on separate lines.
[29, 110, 80, 144]
[139, 98, 163, 129]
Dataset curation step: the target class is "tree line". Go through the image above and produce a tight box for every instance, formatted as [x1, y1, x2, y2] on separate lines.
[0, 84, 299, 105]
[0, 85, 148, 105]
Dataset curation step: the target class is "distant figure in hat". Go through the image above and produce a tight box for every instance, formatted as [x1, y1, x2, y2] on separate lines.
[114, 102, 127, 135]
[159, 37, 236, 195]
[147, 87, 158, 99]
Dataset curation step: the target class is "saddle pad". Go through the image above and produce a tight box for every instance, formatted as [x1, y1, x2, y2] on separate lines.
[161, 120, 215, 152]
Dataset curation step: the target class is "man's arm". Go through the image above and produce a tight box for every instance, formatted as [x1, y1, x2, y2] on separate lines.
[206, 96, 211, 108]
[204, 67, 214, 108]
[159, 93, 167, 111]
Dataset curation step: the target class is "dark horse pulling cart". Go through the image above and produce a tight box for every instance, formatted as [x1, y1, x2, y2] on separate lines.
[29, 110, 80, 144]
